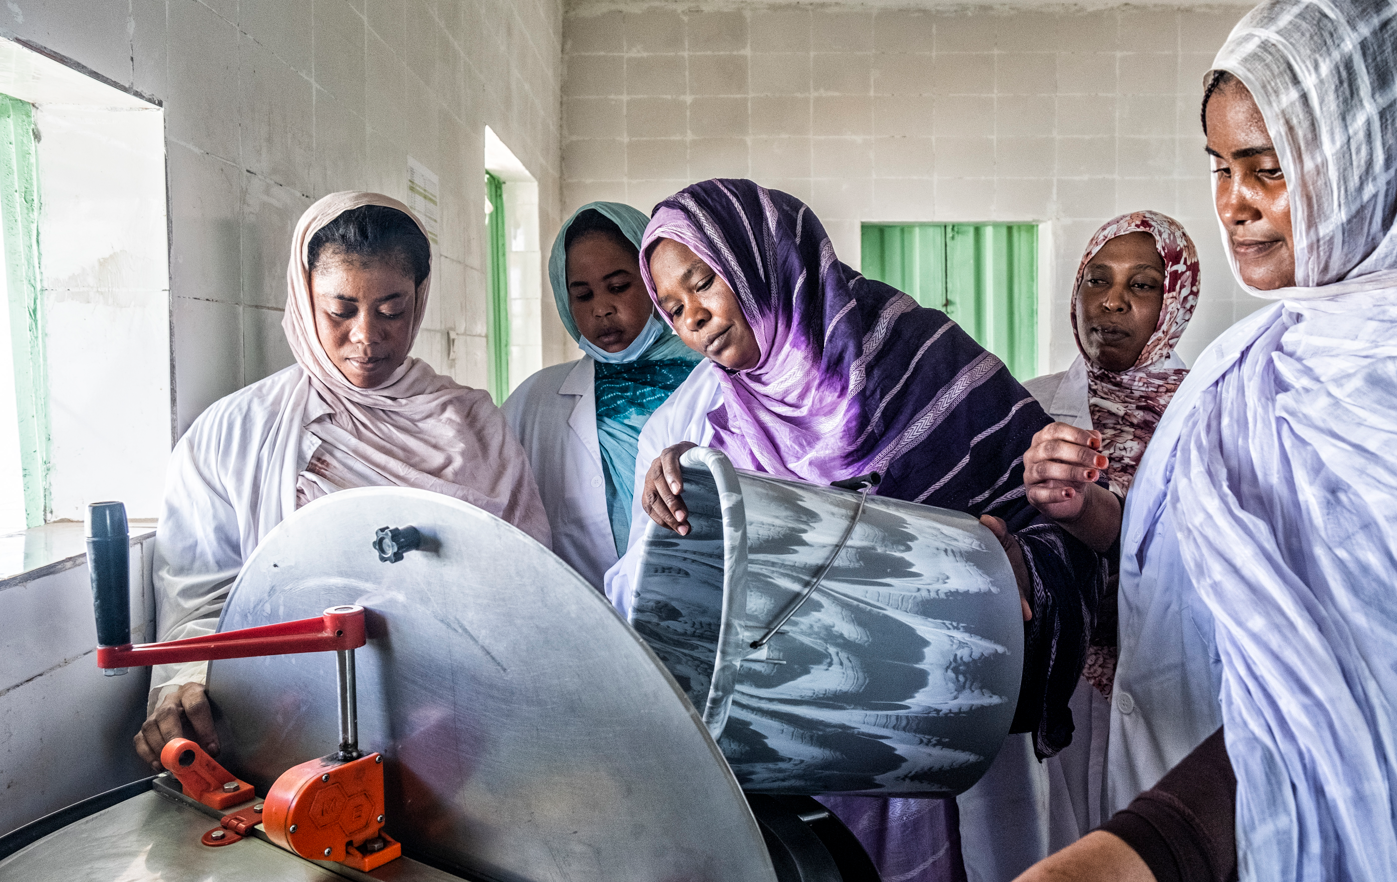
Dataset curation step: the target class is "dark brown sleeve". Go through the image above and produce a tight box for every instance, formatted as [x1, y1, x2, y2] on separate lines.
[1098, 727, 1238, 882]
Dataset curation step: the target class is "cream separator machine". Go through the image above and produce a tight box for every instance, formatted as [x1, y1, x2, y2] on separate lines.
[0, 448, 1025, 882]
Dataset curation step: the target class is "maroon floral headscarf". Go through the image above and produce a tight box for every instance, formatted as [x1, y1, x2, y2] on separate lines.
[1072, 211, 1200, 495]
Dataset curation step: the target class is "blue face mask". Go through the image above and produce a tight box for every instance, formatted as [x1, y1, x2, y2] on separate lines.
[577, 312, 668, 364]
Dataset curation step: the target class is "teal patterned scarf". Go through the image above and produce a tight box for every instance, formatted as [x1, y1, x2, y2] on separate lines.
[594, 333, 699, 556]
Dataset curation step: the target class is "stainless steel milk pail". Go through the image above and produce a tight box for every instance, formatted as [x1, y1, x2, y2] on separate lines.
[629, 447, 1024, 796]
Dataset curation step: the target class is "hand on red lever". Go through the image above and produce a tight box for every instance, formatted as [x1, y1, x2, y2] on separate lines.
[135, 682, 218, 771]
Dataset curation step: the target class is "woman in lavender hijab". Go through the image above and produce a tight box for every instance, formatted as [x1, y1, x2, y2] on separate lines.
[1019, 0, 1397, 878]
[628, 178, 1108, 882]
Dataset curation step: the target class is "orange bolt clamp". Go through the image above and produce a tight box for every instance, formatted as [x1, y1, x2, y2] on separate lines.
[161, 738, 256, 809]
[261, 752, 401, 872]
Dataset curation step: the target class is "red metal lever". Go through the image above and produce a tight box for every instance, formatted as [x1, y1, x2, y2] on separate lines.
[96, 605, 365, 669]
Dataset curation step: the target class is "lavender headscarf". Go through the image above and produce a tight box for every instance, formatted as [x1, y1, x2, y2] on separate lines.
[641, 179, 1107, 882]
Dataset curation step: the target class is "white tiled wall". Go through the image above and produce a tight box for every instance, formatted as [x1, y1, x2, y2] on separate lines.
[562, 3, 1257, 372]
[0, 0, 569, 436]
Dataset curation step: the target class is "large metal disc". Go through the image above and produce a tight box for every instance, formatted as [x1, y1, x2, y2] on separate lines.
[209, 487, 778, 882]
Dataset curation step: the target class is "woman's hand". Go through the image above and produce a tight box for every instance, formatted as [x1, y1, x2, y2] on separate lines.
[980, 515, 1032, 621]
[1024, 423, 1123, 554]
[642, 442, 699, 535]
[1025, 422, 1106, 521]
[135, 682, 218, 771]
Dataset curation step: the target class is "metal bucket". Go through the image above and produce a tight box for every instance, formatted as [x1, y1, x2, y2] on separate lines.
[629, 447, 1024, 797]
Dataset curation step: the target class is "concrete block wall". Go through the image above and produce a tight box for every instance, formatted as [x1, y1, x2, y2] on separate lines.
[0, 0, 569, 437]
[561, 3, 1257, 372]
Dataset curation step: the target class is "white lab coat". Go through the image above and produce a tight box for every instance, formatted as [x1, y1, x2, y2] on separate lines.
[149, 367, 404, 712]
[151, 364, 550, 714]
[957, 354, 1184, 882]
[1024, 358, 1116, 853]
[1026, 350, 1209, 820]
[503, 356, 712, 592]
[1106, 323, 1242, 818]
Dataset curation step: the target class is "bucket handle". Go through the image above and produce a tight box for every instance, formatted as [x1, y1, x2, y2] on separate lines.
[748, 472, 880, 650]
[679, 447, 750, 740]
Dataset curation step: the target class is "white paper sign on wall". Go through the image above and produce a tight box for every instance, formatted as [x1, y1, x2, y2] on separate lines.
[407, 156, 439, 244]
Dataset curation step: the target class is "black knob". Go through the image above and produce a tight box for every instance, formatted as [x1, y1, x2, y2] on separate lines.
[373, 526, 421, 563]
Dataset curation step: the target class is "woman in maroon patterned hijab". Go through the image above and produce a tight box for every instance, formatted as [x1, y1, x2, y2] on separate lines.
[1072, 211, 1201, 495]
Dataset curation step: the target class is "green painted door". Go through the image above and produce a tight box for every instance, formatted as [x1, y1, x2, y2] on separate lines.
[485, 172, 509, 404]
[861, 223, 1038, 381]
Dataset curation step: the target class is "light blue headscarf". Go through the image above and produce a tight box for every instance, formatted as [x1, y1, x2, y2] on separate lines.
[551, 202, 701, 556]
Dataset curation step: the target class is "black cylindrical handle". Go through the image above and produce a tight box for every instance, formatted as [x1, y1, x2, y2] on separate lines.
[87, 501, 130, 648]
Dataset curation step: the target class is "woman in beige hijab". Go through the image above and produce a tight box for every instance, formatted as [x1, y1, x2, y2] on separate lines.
[134, 192, 549, 769]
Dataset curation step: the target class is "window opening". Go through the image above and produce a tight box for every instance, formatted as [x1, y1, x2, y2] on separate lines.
[0, 37, 170, 526]
[483, 127, 542, 398]
[0, 93, 45, 530]
[861, 223, 1038, 380]
[485, 171, 509, 404]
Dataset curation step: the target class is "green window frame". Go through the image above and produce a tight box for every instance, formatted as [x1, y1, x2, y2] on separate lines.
[861, 223, 1038, 381]
[0, 93, 47, 527]
[485, 171, 510, 404]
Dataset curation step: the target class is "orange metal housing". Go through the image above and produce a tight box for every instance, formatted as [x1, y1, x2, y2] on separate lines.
[160, 738, 256, 809]
[261, 751, 401, 871]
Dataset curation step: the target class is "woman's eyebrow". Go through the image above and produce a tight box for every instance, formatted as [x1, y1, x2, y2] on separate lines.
[1086, 261, 1161, 273]
[569, 269, 632, 290]
[1205, 144, 1277, 160]
[679, 259, 707, 285]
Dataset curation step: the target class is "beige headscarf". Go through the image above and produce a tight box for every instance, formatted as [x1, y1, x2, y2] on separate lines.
[282, 191, 550, 545]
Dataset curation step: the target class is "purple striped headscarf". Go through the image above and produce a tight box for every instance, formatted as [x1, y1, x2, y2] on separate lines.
[641, 179, 1045, 511]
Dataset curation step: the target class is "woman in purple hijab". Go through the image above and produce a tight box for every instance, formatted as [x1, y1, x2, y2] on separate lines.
[635, 179, 1107, 882]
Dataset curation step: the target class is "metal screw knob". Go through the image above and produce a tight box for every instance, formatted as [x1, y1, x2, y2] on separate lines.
[289, 825, 298, 834]
[222, 781, 239, 792]
[321, 773, 331, 782]
[324, 847, 333, 857]
[373, 525, 422, 563]
[253, 804, 264, 813]
[210, 830, 226, 841]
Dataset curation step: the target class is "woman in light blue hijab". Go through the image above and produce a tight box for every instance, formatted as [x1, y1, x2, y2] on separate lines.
[503, 203, 701, 589]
